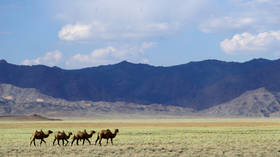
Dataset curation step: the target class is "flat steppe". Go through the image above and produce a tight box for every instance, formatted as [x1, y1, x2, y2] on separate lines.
[1, 118, 280, 157]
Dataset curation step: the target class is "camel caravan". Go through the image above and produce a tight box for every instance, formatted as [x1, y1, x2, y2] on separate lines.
[30, 129, 119, 147]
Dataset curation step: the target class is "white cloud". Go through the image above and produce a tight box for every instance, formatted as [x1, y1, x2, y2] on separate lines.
[54, 0, 209, 41]
[23, 50, 63, 66]
[200, 17, 255, 33]
[54, 0, 280, 42]
[220, 31, 280, 54]
[66, 42, 156, 68]
[141, 42, 157, 49]
[21, 43, 156, 69]
[58, 23, 91, 41]
[200, 0, 280, 33]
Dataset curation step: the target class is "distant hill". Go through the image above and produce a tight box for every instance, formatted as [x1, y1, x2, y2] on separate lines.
[1, 83, 280, 117]
[0, 114, 61, 121]
[202, 88, 280, 117]
[0, 84, 193, 117]
[1, 58, 280, 110]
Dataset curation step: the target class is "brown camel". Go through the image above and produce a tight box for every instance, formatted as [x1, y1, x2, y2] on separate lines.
[95, 129, 119, 146]
[30, 130, 53, 146]
[53, 131, 72, 146]
[71, 129, 96, 146]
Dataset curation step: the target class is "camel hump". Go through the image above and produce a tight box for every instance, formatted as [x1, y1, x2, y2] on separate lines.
[106, 129, 112, 133]
[38, 130, 44, 135]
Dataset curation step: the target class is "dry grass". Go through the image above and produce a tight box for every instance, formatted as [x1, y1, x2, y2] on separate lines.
[1, 120, 280, 129]
[1, 119, 280, 157]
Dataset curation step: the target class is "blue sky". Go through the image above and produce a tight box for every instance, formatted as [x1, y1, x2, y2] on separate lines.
[1, 0, 280, 69]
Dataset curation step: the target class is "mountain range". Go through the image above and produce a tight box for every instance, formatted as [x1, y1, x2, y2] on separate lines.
[0, 83, 193, 117]
[1, 58, 280, 117]
[1, 83, 280, 117]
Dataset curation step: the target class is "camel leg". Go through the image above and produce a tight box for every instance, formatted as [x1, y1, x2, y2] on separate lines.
[99, 138, 102, 146]
[71, 138, 75, 146]
[111, 138, 113, 145]
[106, 139, 109, 144]
[62, 139, 65, 146]
[76, 138, 79, 145]
[40, 140, 43, 146]
[58, 139, 61, 146]
[95, 136, 99, 145]
[65, 139, 69, 146]
[42, 139, 46, 144]
[82, 139, 85, 145]
[30, 139, 34, 146]
[86, 138, 91, 145]
[53, 139, 56, 146]
[30, 139, 36, 147]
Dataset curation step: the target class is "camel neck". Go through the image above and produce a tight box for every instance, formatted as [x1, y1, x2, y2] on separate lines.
[89, 131, 95, 137]
[112, 132, 117, 138]
[67, 133, 71, 138]
[44, 133, 50, 138]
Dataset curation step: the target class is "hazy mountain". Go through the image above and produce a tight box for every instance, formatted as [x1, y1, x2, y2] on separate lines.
[0, 84, 193, 117]
[0, 114, 61, 121]
[2, 83, 280, 117]
[202, 88, 280, 117]
[1, 58, 280, 110]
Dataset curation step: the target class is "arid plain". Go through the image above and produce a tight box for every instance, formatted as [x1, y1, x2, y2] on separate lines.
[1, 119, 280, 157]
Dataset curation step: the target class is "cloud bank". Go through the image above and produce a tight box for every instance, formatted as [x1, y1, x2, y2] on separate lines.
[55, 0, 209, 41]
[220, 31, 280, 54]
[22, 42, 156, 68]
[58, 23, 91, 41]
[66, 42, 156, 68]
[23, 50, 62, 66]
[200, 0, 280, 33]
[50, 0, 280, 65]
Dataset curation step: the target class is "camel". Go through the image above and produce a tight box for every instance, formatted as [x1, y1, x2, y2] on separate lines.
[30, 130, 53, 146]
[53, 131, 72, 146]
[71, 129, 96, 146]
[95, 129, 119, 146]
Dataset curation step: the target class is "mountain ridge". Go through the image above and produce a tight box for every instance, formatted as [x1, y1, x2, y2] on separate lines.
[1, 58, 280, 110]
[201, 87, 280, 117]
[0, 83, 194, 117]
[1, 83, 280, 117]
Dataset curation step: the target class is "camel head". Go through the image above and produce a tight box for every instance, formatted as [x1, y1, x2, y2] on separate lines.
[115, 129, 119, 134]
[90, 130, 96, 135]
[68, 132, 73, 136]
[48, 130, 53, 134]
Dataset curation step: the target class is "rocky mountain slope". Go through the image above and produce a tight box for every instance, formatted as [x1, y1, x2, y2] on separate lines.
[0, 84, 193, 117]
[1, 84, 280, 117]
[202, 88, 280, 117]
